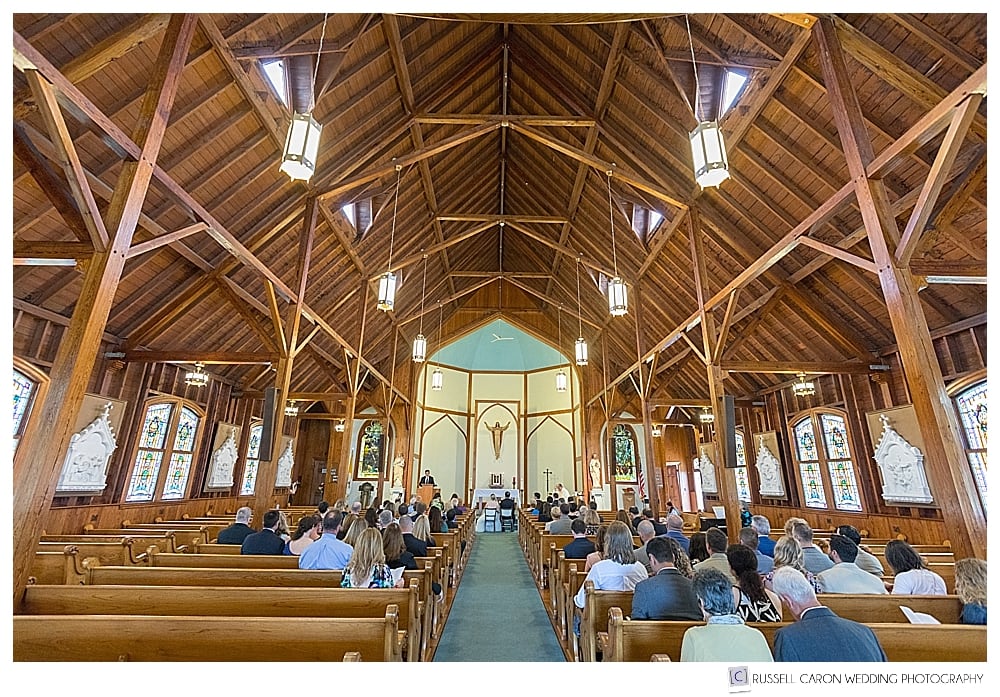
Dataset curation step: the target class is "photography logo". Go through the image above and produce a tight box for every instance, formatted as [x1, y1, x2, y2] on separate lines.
[729, 666, 751, 693]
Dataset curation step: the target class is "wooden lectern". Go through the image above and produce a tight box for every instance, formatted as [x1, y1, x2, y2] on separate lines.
[417, 485, 439, 504]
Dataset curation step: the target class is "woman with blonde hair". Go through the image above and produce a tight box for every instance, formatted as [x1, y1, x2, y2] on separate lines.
[763, 535, 821, 593]
[343, 516, 368, 547]
[412, 514, 437, 547]
[582, 506, 601, 536]
[955, 558, 986, 625]
[782, 516, 807, 537]
[341, 528, 404, 588]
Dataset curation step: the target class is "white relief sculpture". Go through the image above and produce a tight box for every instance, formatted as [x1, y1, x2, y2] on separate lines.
[206, 427, 238, 489]
[275, 439, 295, 488]
[755, 434, 786, 498]
[56, 402, 117, 493]
[874, 414, 933, 505]
[699, 446, 718, 494]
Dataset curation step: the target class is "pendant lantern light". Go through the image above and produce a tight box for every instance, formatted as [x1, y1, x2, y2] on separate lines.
[279, 15, 326, 181]
[685, 15, 730, 189]
[792, 372, 816, 397]
[606, 171, 628, 316]
[574, 258, 589, 365]
[377, 165, 402, 312]
[284, 400, 299, 417]
[431, 302, 444, 391]
[184, 362, 209, 387]
[555, 307, 568, 393]
[412, 253, 428, 362]
[699, 407, 715, 424]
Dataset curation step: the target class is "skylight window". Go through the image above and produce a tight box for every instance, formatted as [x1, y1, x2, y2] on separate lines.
[630, 204, 664, 243]
[261, 59, 288, 107]
[720, 69, 749, 117]
[342, 199, 373, 236]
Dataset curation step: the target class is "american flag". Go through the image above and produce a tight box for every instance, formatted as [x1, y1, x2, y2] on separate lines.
[637, 465, 647, 499]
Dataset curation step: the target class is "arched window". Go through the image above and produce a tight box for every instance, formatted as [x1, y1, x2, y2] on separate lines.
[790, 410, 863, 512]
[356, 420, 384, 479]
[240, 422, 263, 496]
[125, 398, 203, 502]
[953, 380, 987, 513]
[13, 367, 38, 450]
[612, 424, 638, 482]
[734, 430, 752, 503]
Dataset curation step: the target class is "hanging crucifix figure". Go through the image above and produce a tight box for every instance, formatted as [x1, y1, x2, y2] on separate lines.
[486, 421, 510, 460]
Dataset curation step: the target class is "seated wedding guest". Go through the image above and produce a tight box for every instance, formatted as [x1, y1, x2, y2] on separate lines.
[728, 543, 782, 622]
[641, 508, 668, 536]
[275, 511, 291, 541]
[399, 514, 427, 558]
[364, 507, 379, 529]
[563, 518, 596, 559]
[285, 514, 321, 556]
[299, 512, 352, 570]
[343, 516, 369, 548]
[316, 500, 331, 518]
[955, 558, 987, 625]
[548, 504, 574, 534]
[680, 568, 774, 662]
[530, 494, 543, 515]
[585, 525, 607, 572]
[428, 505, 448, 534]
[752, 515, 775, 557]
[814, 538, 830, 556]
[582, 506, 602, 535]
[817, 534, 888, 595]
[688, 531, 710, 564]
[763, 535, 823, 594]
[739, 526, 774, 574]
[835, 525, 883, 576]
[885, 539, 947, 595]
[629, 506, 643, 530]
[413, 514, 436, 548]
[573, 522, 648, 634]
[341, 528, 405, 588]
[430, 492, 444, 510]
[665, 514, 690, 553]
[337, 513, 358, 540]
[537, 502, 553, 524]
[217, 507, 255, 545]
[615, 509, 636, 534]
[241, 510, 285, 555]
[378, 509, 395, 530]
[631, 537, 702, 621]
[445, 507, 460, 529]
[672, 543, 695, 580]
[694, 527, 735, 582]
[382, 522, 417, 571]
[633, 520, 657, 573]
[791, 520, 835, 574]
[770, 567, 887, 662]
[449, 494, 466, 514]
[783, 516, 807, 536]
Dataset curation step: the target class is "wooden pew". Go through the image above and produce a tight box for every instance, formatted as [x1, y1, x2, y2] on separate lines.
[576, 582, 634, 662]
[42, 533, 185, 554]
[14, 607, 403, 661]
[821, 594, 963, 624]
[193, 541, 243, 554]
[36, 539, 144, 566]
[28, 547, 93, 585]
[19, 583, 422, 662]
[85, 526, 208, 550]
[603, 610, 986, 662]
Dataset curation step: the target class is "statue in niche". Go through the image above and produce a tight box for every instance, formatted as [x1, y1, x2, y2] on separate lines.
[391, 454, 405, 488]
[206, 427, 238, 489]
[699, 447, 718, 494]
[486, 420, 510, 460]
[755, 434, 785, 498]
[275, 440, 294, 488]
[588, 454, 603, 488]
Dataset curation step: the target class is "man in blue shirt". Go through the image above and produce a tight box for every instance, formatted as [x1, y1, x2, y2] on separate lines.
[298, 511, 353, 569]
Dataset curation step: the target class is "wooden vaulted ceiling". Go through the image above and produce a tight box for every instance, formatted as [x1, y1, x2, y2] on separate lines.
[12, 13, 987, 413]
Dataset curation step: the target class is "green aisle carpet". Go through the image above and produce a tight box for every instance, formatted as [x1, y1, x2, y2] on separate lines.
[433, 529, 565, 662]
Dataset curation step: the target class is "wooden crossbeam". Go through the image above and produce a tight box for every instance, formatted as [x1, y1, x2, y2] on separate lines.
[125, 222, 208, 259]
[13, 241, 93, 264]
[123, 351, 278, 364]
[719, 360, 880, 374]
[798, 236, 877, 273]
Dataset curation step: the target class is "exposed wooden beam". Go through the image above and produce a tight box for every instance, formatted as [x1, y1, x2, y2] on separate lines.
[380, 222, 495, 278]
[12, 297, 119, 344]
[908, 260, 987, 278]
[414, 113, 595, 127]
[713, 289, 741, 364]
[13, 241, 93, 261]
[125, 222, 208, 259]
[720, 360, 880, 374]
[264, 280, 288, 356]
[123, 351, 277, 364]
[798, 236, 877, 274]
[397, 277, 497, 327]
[505, 222, 616, 279]
[436, 214, 566, 224]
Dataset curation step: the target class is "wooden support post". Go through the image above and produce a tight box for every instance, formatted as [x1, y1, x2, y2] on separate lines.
[11, 15, 196, 606]
[814, 17, 985, 559]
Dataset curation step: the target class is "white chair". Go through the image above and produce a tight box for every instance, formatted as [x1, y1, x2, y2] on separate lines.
[482, 508, 500, 532]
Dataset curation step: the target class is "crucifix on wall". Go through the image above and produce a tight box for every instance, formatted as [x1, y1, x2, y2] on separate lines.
[542, 468, 554, 492]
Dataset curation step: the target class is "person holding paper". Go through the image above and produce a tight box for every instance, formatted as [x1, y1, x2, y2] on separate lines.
[340, 528, 405, 588]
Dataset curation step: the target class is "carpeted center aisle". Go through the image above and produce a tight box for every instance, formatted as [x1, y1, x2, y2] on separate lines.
[433, 528, 565, 662]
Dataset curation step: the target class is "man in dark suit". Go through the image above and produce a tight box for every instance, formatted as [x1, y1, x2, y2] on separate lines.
[419, 470, 435, 485]
[751, 514, 776, 557]
[399, 514, 427, 558]
[770, 566, 887, 662]
[641, 508, 668, 536]
[563, 519, 596, 559]
[630, 537, 703, 621]
[216, 506, 255, 545]
[240, 509, 285, 555]
[739, 525, 774, 574]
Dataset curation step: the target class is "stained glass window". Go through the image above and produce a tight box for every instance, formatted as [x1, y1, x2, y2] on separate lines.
[613, 424, 637, 482]
[240, 423, 263, 496]
[791, 412, 864, 512]
[125, 400, 202, 502]
[356, 421, 384, 479]
[734, 430, 751, 502]
[13, 368, 35, 438]
[954, 381, 987, 513]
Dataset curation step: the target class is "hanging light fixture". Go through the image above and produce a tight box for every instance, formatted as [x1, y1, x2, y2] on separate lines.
[279, 14, 326, 181]
[699, 407, 715, 424]
[792, 372, 816, 397]
[431, 301, 444, 391]
[606, 171, 628, 316]
[184, 362, 209, 387]
[284, 400, 299, 417]
[652, 424, 663, 438]
[685, 15, 730, 189]
[377, 165, 402, 312]
[334, 419, 346, 433]
[555, 307, 568, 393]
[412, 253, 428, 362]
[574, 258, 589, 365]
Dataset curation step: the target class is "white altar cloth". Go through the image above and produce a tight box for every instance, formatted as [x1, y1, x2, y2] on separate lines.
[471, 488, 520, 504]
